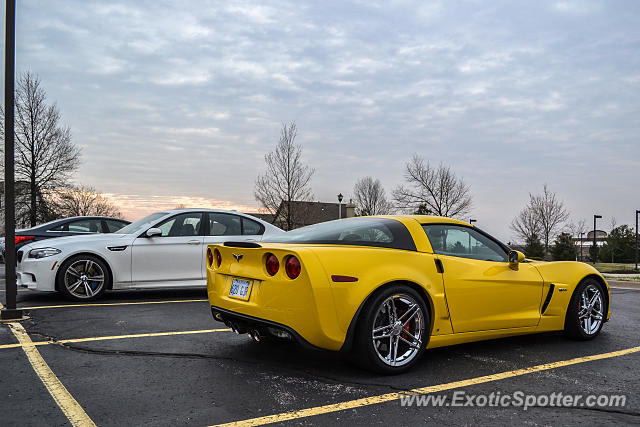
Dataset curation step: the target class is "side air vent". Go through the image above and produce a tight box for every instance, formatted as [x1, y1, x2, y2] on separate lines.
[541, 283, 555, 314]
[223, 241, 262, 248]
[434, 259, 444, 274]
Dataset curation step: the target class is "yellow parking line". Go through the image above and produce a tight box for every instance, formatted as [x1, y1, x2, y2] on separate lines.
[9, 322, 97, 427]
[211, 345, 640, 427]
[0, 328, 231, 350]
[21, 298, 208, 310]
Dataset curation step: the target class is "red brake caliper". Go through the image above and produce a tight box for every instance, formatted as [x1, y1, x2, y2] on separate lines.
[398, 308, 410, 340]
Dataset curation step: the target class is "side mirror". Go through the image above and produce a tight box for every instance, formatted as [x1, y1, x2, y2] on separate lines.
[508, 250, 525, 264]
[146, 228, 162, 238]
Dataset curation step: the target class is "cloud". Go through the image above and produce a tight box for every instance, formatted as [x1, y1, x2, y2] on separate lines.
[103, 193, 259, 220]
[151, 70, 211, 85]
[6, 0, 639, 241]
[552, 1, 600, 14]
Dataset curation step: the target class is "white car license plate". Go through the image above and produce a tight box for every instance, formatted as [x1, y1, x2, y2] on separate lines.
[229, 278, 252, 300]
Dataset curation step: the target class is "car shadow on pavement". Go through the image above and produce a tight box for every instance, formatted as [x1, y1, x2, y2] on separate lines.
[14, 287, 208, 306]
[199, 329, 611, 391]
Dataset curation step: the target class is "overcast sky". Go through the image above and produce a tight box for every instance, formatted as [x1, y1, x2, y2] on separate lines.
[2, 0, 639, 242]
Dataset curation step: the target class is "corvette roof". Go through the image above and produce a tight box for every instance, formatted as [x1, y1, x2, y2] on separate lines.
[374, 215, 472, 227]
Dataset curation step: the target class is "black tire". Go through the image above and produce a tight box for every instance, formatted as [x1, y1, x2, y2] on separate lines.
[352, 285, 429, 374]
[56, 254, 110, 301]
[564, 278, 606, 340]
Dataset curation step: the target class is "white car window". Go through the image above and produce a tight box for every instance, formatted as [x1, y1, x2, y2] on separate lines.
[156, 213, 203, 237]
[242, 217, 264, 235]
[208, 213, 241, 236]
[116, 212, 167, 234]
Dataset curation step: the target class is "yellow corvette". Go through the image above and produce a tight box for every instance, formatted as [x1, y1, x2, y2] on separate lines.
[206, 216, 610, 374]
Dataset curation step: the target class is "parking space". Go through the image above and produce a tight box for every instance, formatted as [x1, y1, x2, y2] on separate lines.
[2, 269, 640, 426]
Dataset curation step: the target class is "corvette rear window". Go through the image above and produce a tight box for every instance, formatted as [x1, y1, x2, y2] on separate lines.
[265, 218, 417, 251]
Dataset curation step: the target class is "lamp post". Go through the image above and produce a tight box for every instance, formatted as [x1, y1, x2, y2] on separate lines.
[635, 210, 640, 271]
[592, 214, 602, 264]
[0, 0, 22, 321]
[337, 193, 343, 219]
[579, 232, 585, 262]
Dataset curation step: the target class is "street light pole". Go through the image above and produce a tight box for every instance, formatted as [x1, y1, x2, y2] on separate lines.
[337, 193, 343, 219]
[635, 210, 640, 271]
[1, 0, 22, 320]
[592, 214, 602, 264]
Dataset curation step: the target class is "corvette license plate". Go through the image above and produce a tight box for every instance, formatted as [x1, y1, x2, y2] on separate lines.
[229, 278, 252, 300]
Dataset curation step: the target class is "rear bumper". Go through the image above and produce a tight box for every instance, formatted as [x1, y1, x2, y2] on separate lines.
[210, 306, 320, 350]
[207, 267, 346, 351]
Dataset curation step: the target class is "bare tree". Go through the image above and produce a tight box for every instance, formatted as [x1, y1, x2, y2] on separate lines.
[49, 185, 121, 218]
[510, 205, 541, 244]
[254, 122, 314, 230]
[393, 155, 472, 218]
[567, 218, 588, 238]
[530, 184, 570, 255]
[353, 177, 392, 216]
[567, 218, 588, 261]
[1, 72, 81, 226]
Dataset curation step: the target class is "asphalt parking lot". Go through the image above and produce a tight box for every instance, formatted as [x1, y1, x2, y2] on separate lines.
[1, 268, 639, 426]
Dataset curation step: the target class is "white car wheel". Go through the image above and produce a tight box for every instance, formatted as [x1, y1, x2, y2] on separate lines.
[57, 255, 109, 301]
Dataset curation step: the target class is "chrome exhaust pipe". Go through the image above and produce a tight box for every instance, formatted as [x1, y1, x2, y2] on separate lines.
[249, 329, 261, 342]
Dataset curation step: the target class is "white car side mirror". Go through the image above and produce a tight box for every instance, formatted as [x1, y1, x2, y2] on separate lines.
[146, 228, 162, 237]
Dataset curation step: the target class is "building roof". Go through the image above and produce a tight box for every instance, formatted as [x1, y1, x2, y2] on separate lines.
[244, 212, 275, 223]
[272, 200, 352, 228]
[0, 180, 31, 195]
[586, 230, 607, 239]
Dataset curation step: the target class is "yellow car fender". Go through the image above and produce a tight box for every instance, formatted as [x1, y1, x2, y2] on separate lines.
[532, 261, 611, 331]
[306, 246, 452, 352]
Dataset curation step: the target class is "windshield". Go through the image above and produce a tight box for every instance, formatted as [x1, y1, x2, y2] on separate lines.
[115, 212, 167, 235]
[265, 217, 416, 251]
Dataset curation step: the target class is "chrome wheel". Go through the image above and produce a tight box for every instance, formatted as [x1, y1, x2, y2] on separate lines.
[578, 284, 603, 335]
[371, 294, 425, 367]
[64, 259, 105, 299]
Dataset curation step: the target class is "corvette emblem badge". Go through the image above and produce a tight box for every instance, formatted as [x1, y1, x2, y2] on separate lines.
[232, 254, 243, 262]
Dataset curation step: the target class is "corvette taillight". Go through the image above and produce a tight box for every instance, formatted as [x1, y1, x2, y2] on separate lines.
[15, 235, 36, 244]
[285, 256, 301, 279]
[207, 248, 214, 267]
[213, 249, 222, 267]
[265, 253, 279, 276]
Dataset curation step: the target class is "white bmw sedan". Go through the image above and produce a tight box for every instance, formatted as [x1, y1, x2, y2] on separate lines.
[16, 209, 283, 301]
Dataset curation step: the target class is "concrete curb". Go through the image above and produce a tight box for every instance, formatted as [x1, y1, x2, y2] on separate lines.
[608, 280, 640, 290]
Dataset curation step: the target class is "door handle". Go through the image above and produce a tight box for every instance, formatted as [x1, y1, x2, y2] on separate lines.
[434, 259, 444, 274]
[187, 240, 201, 245]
